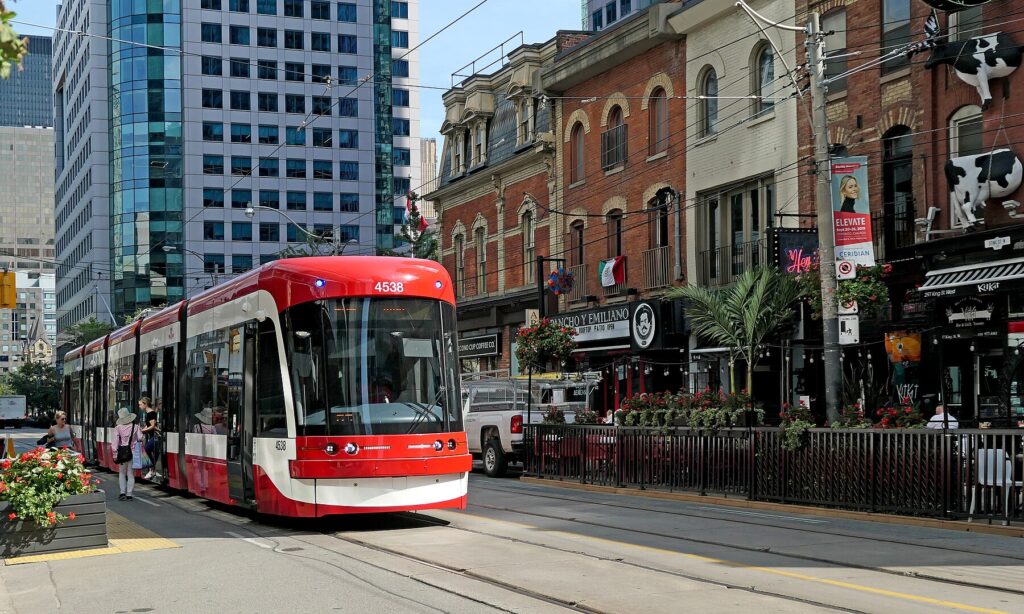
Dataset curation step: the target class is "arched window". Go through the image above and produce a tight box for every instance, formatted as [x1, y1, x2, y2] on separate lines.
[522, 211, 535, 284]
[570, 122, 585, 183]
[454, 234, 465, 296]
[648, 87, 668, 155]
[474, 227, 486, 294]
[699, 67, 718, 138]
[753, 44, 775, 116]
[606, 209, 623, 257]
[602, 105, 626, 169]
[648, 191, 671, 249]
[883, 126, 914, 249]
[569, 220, 585, 267]
[949, 105, 983, 158]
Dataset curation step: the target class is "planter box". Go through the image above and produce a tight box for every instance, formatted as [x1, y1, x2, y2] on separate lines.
[0, 491, 108, 558]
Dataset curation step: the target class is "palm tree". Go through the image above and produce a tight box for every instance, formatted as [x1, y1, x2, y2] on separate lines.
[667, 266, 803, 398]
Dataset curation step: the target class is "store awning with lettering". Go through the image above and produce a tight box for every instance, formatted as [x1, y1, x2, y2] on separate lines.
[918, 257, 1024, 298]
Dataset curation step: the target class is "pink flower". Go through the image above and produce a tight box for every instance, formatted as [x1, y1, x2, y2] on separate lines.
[7, 513, 15, 521]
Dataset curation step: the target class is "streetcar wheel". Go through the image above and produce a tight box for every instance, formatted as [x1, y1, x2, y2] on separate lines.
[483, 439, 507, 477]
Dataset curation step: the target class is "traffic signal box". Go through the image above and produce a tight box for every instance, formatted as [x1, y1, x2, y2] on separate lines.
[0, 272, 15, 309]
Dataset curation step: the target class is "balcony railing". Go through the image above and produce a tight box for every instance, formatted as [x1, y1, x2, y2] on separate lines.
[872, 207, 917, 262]
[642, 245, 671, 290]
[697, 238, 769, 287]
[601, 124, 628, 170]
[567, 264, 587, 303]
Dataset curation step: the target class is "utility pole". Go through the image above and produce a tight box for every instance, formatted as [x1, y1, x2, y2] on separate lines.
[807, 13, 842, 423]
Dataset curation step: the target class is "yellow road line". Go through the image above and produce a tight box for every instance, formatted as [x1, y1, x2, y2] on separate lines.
[450, 511, 1009, 614]
[4, 511, 177, 565]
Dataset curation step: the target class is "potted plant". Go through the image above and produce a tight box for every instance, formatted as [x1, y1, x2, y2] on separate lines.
[514, 319, 577, 373]
[798, 264, 892, 320]
[779, 401, 817, 451]
[0, 447, 107, 558]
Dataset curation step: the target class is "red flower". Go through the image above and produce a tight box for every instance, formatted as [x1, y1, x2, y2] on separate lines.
[883, 264, 893, 274]
[904, 408, 911, 414]
[7, 513, 15, 520]
[56, 473, 64, 479]
[68, 513, 76, 521]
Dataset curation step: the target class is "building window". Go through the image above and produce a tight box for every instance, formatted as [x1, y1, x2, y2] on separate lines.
[203, 189, 225, 208]
[313, 160, 333, 179]
[230, 123, 252, 143]
[312, 96, 332, 115]
[229, 25, 250, 45]
[257, 27, 277, 47]
[950, 5, 983, 41]
[312, 128, 332, 147]
[883, 126, 915, 249]
[339, 161, 359, 180]
[201, 56, 223, 75]
[285, 94, 305, 113]
[337, 2, 357, 21]
[522, 211, 535, 284]
[601, 106, 626, 170]
[313, 192, 333, 211]
[284, 62, 304, 82]
[286, 159, 306, 178]
[259, 190, 280, 209]
[949, 105, 983, 158]
[592, 10, 603, 31]
[258, 157, 279, 177]
[697, 177, 774, 283]
[605, 1, 617, 24]
[453, 235, 465, 296]
[311, 0, 330, 19]
[232, 222, 253, 242]
[257, 60, 277, 79]
[201, 0, 221, 8]
[204, 255, 226, 275]
[570, 122, 585, 183]
[201, 89, 223, 109]
[258, 125, 279, 144]
[229, 58, 249, 78]
[392, 59, 409, 77]
[338, 34, 357, 54]
[339, 193, 359, 212]
[474, 227, 486, 294]
[203, 221, 225, 240]
[393, 89, 410, 106]
[620, 0, 631, 14]
[311, 32, 331, 51]
[312, 64, 331, 83]
[699, 66, 718, 137]
[753, 44, 775, 116]
[338, 66, 358, 85]
[822, 11, 847, 91]
[286, 191, 306, 210]
[569, 221, 585, 267]
[392, 117, 410, 135]
[256, 0, 276, 14]
[451, 133, 463, 175]
[229, 0, 249, 12]
[473, 123, 486, 166]
[259, 222, 280, 241]
[607, 209, 623, 257]
[203, 155, 224, 175]
[391, 1, 408, 18]
[284, 30, 303, 49]
[232, 255, 253, 272]
[200, 23, 222, 43]
[202, 122, 224, 141]
[231, 156, 252, 176]
[393, 147, 411, 165]
[648, 87, 668, 155]
[517, 99, 532, 145]
[339, 129, 360, 149]
[391, 30, 409, 48]
[229, 90, 251, 110]
[286, 126, 305, 145]
[284, 0, 303, 17]
[286, 224, 308, 243]
[257, 92, 278, 112]
[648, 193, 670, 250]
[882, 0, 911, 73]
[231, 189, 253, 209]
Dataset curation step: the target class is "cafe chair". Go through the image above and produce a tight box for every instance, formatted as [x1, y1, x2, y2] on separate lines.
[969, 449, 1024, 523]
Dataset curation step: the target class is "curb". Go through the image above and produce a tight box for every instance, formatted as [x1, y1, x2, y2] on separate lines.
[518, 477, 1024, 538]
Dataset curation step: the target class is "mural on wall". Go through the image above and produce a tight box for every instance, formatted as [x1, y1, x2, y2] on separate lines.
[944, 148, 1023, 225]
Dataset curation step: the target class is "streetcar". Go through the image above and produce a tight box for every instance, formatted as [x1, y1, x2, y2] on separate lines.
[61, 257, 470, 516]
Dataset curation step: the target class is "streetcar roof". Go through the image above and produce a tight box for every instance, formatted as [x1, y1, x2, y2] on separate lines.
[83, 336, 107, 356]
[107, 320, 140, 346]
[63, 347, 83, 362]
[139, 301, 186, 334]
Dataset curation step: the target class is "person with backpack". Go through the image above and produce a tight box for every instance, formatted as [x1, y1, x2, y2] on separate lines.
[110, 408, 143, 501]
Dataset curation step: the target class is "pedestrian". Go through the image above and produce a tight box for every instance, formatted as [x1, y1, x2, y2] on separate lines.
[926, 404, 959, 429]
[44, 411, 74, 449]
[139, 396, 161, 480]
[110, 408, 143, 501]
[191, 407, 218, 435]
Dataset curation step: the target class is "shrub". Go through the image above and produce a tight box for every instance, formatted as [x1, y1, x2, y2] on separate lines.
[574, 409, 599, 425]
[875, 403, 925, 429]
[831, 403, 873, 428]
[779, 401, 817, 452]
[1, 447, 99, 526]
[541, 407, 566, 424]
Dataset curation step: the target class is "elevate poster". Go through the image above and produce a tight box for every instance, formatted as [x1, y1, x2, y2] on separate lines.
[831, 157, 875, 267]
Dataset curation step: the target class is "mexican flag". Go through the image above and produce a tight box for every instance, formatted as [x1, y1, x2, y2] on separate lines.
[598, 256, 625, 287]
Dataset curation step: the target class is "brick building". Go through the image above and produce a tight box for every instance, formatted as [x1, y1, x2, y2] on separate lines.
[427, 37, 566, 374]
[797, 0, 1024, 426]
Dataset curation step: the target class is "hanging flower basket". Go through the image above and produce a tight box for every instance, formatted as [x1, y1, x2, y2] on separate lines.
[547, 267, 574, 296]
[515, 319, 577, 372]
[797, 264, 891, 319]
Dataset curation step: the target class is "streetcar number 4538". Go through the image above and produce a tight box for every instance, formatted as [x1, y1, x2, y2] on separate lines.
[374, 281, 405, 293]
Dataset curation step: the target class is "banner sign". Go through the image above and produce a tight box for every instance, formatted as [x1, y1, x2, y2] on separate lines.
[831, 157, 876, 267]
[548, 305, 630, 343]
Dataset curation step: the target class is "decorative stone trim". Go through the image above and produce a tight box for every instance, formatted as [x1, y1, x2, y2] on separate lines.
[600, 93, 632, 127]
[566, 207, 589, 229]
[602, 195, 628, 215]
[471, 212, 488, 235]
[643, 182, 676, 207]
[563, 109, 591, 142]
[641, 73, 675, 110]
[449, 220, 467, 249]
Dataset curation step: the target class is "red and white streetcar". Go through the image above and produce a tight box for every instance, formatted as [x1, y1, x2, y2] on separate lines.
[61, 257, 470, 516]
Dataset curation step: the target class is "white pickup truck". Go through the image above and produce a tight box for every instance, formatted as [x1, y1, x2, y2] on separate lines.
[462, 373, 597, 477]
[0, 395, 27, 429]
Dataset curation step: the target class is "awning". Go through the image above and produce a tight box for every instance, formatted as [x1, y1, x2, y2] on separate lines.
[918, 257, 1024, 299]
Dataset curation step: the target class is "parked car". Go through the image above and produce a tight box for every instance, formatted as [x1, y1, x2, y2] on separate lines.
[462, 372, 597, 477]
[0, 396, 27, 429]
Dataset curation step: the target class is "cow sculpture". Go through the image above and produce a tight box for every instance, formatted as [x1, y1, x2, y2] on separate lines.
[923, 32, 1021, 110]
[944, 148, 1023, 226]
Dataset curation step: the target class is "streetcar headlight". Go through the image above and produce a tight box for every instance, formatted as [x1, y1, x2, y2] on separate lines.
[434, 280, 443, 289]
[325, 442, 339, 455]
[344, 443, 359, 455]
[314, 279, 326, 288]
[447, 439, 457, 450]
[433, 440, 444, 452]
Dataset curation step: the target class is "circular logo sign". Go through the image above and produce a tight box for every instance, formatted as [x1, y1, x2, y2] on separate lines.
[632, 303, 657, 349]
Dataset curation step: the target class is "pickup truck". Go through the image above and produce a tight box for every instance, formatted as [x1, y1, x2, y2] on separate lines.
[0, 395, 27, 429]
[462, 374, 596, 477]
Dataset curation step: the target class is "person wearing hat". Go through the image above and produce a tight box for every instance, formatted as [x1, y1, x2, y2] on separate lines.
[191, 407, 218, 435]
[110, 408, 144, 501]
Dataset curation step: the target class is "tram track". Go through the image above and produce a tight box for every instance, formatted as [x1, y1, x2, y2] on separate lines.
[462, 480, 1024, 599]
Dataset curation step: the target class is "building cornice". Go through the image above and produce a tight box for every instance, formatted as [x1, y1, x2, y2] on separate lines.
[425, 146, 551, 205]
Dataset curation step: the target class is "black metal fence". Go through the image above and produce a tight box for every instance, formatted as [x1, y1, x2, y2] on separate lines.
[523, 425, 1024, 524]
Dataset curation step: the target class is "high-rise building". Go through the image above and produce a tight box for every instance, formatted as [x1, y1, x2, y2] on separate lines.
[53, 0, 420, 329]
[0, 36, 54, 128]
[418, 138, 436, 219]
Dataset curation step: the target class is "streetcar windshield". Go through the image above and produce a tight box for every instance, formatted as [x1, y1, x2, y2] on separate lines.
[282, 298, 462, 436]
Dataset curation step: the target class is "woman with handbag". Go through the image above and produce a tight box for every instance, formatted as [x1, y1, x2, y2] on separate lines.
[110, 408, 143, 501]
[42, 411, 74, 449]
[139, 397, 161, 480]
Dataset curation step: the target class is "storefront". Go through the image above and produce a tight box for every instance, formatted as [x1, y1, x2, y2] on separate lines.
[458, 332, 501, 374]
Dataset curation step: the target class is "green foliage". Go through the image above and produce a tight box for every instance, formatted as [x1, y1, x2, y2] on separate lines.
[514, 319, 577, 372]
[1, 362, 59, 413]
[875, 403, 926, 429]
[1, 448, 100, 526]
[830, 403, 873, 428]
[61, 317, 115, 348]
[0, 2, 28, 80]
[797, 264, 891, 320]
[574, 409, 599, 425]
[397, 193, 439, 261]
[779, 401, 817, 451]
[616, 389, 764, 432]
[541, 407, 566, 424]
[667, 266, 802, 397]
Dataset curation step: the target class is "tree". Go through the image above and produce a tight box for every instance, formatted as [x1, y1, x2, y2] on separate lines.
[1, 362, 60, 414]
[61, 317, 116, 348]
[667, 266, 803, 399]
[0, 1, 29, 79]
[385, 192, 438, 260]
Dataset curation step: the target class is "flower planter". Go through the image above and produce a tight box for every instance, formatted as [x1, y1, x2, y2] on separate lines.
[0, 490, 107, 558]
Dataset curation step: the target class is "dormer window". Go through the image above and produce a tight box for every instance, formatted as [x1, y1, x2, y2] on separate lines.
[474, 122, 487, 166]
[517, 99, 533, 145]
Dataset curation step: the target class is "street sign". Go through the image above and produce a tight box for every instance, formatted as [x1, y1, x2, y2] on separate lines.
[839, 315, 860, 345]
[836, 260, 856, 280]
[838, 300, 859, 315]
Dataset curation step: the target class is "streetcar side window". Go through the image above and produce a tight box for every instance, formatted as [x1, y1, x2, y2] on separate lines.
[256, 318, 286, 436]
[161, 347, 177, 433]
[185, 329, 229, 435]
[108, 354, 134, 425]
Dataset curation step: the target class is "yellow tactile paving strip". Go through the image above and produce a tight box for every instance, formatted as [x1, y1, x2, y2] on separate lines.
[4, 511, 178, 565]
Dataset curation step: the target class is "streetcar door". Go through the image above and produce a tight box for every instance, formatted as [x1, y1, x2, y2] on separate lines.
[226, 324, 255, 506]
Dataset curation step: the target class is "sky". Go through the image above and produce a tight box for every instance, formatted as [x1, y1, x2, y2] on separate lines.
[9, 0, 583, 176]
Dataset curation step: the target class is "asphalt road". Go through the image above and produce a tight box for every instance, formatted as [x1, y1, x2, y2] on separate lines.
[2, 445, 1023, 613]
